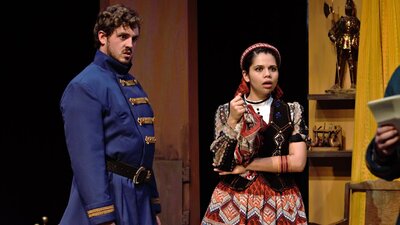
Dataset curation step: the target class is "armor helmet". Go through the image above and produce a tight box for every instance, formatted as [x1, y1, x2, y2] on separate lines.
[345, 0, 356, 16]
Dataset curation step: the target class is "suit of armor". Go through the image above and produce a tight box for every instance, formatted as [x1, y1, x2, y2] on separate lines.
[327, 0, 360, 93]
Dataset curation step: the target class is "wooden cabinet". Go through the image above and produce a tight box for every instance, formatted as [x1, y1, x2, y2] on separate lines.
[308, 0, 362, 223]
[308, 93, 355, 153]
[307, 94, 354, 225]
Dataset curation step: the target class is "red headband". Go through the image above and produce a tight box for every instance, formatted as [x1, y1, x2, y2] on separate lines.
[240, 42, 281, 70]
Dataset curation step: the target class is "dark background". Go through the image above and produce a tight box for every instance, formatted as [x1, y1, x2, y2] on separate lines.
[2, 1, 99, 225]
[198, 0, 309, 219]
[1, 1, 308, 224]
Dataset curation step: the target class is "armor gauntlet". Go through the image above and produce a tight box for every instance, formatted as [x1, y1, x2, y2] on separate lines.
[328, 22, 339, 43]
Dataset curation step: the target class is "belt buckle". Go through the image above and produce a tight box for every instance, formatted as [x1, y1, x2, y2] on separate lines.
[133, 166, 151, 185]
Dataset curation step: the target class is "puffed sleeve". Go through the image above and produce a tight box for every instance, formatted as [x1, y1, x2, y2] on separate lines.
[210, 103, 239, 171]
[288, 102, 311, 146]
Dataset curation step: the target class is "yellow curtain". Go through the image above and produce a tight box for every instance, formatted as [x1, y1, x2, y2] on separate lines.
[351, 0, 400, 224]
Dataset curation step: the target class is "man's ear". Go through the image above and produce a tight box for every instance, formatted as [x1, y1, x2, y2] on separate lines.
[98, 31, 107, 46]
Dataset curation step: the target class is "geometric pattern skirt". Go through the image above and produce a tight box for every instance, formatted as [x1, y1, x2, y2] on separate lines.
[201, 176, 308, 225]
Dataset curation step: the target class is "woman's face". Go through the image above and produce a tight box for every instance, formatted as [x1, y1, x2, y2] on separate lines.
[243, 52, 279, 100]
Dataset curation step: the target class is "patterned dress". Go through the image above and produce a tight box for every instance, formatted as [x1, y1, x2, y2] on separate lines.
[202, 98, 309, 225]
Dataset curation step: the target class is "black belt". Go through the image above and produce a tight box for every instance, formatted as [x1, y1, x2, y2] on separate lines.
[106, 158, 152, 185]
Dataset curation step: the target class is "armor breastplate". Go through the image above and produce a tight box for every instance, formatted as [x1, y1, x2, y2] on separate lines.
[336, 16, 360, 49]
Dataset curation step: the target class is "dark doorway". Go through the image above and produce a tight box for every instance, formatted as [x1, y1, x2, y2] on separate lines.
[198, 0, 309, 219]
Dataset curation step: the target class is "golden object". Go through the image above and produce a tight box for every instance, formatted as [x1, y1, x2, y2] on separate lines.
[310, 124, 343, 151]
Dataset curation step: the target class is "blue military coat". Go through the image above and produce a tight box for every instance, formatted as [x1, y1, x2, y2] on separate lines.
[59, 50, 160, 225]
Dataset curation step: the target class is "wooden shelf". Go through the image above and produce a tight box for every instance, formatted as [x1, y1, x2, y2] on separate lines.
[308, 93, 355, 109]
[308, 150, 352, 158]
[308, 93, 355, 100]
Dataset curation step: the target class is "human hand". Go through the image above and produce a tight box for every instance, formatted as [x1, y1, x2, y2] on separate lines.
[214, 165, 246, 175]
[156, 215, 161, 225]
[227, 93, 246, 128]
[374, 125, 400, 156]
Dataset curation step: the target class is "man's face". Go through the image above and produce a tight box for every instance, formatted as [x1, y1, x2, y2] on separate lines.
[99, 25, 140, 65]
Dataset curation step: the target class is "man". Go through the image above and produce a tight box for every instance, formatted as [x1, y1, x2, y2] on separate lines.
[365, 66, 400, 225]
[365, 66, 400, 181]
[60, 4, 161, 225]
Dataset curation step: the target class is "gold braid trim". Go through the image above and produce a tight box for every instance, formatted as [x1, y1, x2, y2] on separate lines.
[129, 97, 149, 105]
[151, 198, 161, 204]
[87, 205, 114, 218]
[145, 136, 157, 144]
[119, 79, 137, 86]
[137, 117, 155, 126]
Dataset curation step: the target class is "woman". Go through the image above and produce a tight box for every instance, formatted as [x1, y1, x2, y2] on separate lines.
[202, 43, 309, 224]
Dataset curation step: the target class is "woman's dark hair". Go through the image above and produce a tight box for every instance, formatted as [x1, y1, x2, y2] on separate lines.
[241, 47, 281, 74]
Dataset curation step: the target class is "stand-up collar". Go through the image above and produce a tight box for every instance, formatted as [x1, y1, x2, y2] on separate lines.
[93, 50, 132, 75]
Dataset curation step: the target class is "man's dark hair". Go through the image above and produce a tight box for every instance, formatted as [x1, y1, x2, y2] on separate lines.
[93, 4, 141, 49]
